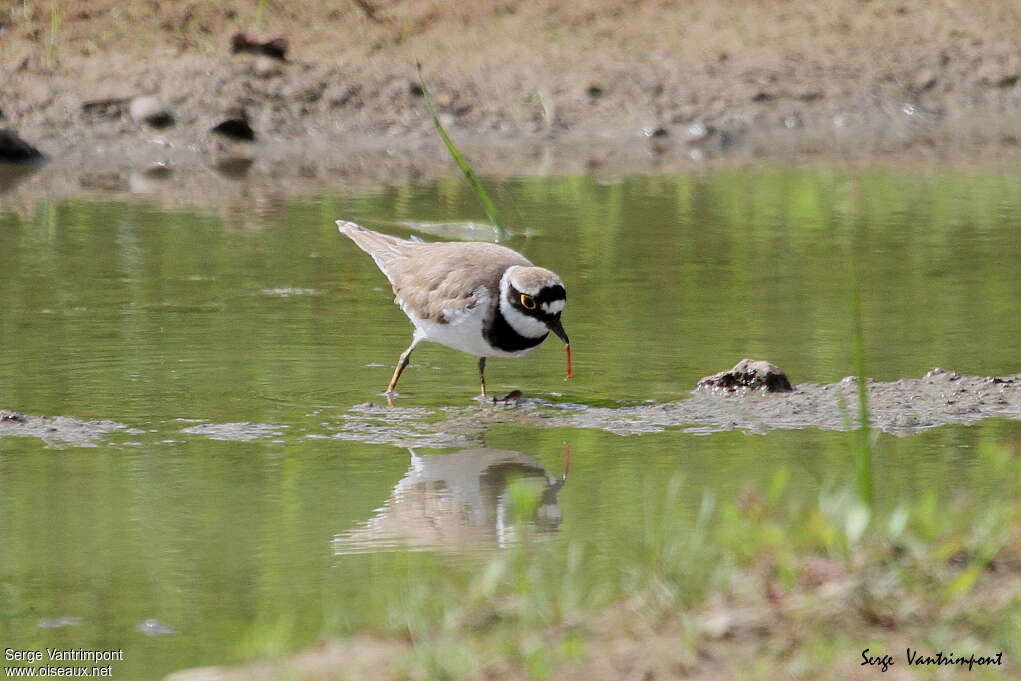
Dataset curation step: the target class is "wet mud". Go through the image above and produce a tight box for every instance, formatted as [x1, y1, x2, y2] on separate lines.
[4, 369, 1020, 449]
[7, 0, 1021, 215]
[556, 368, 1021, 437]
[337, 369, 1021, 445]
[0, 410, 128, 446]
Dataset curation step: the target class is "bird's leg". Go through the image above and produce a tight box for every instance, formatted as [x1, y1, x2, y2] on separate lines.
[386, 336, 422, 396]
[477, 356, 487, 400]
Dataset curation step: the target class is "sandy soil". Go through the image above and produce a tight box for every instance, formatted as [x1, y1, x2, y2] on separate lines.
[5, 0, 1021, 184]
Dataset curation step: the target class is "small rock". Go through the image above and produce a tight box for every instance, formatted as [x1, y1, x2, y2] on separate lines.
[698, 610, 734, 639]
[211, 117, 256, 142]
[230, 32, 288, 60]
[685, 122, 715, 144]
[0, 130, 45, 163]
[0, 410, 28, 423]
[977, 63, 1021, 89]
[695, 359, 794, 394]
[408, 81, 424, 97]
[795, 88, 823, 102]
[129, 163, 173, 193]
[925, 367, 960, 379]
[642, 126, 668, 138]
[751, 90, 775, 102]
[140, 161, 173, 179]
[129, 96, 174, 128]
[325, 83, 360, 108]
[252, 56, 282, 79]
[913, 69, 938, 93]
[283, 81, 325, 103]
[81, 97, 129, 119]
[492, 390, 523, 405]
[585, 83, 604, 98]
[996, 73, 1020, 88]
[782, 113, 803, 129]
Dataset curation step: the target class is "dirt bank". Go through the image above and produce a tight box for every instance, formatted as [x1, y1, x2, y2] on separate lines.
[5, 0, 1021, 187]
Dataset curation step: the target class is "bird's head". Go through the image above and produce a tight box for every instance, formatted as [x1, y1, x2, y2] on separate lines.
[502, 265, 569, 345]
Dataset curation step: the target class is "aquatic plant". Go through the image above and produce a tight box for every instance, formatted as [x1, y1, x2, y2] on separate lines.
[850, 266, 874, 507]
[417, 63, 509, 239]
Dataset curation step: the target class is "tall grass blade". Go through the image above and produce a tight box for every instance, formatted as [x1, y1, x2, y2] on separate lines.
[416, 63, 508, 239]
[850, 264, 874, 507]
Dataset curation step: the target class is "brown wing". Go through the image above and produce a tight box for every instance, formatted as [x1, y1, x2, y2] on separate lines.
[338, 221, 532, 322]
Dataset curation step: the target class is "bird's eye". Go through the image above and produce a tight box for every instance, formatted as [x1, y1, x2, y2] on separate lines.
[520, 294, 537, 310]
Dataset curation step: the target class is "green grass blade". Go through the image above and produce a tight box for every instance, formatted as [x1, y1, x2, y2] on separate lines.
[417, 63, 508, 238]
[850, 264, 874, 508]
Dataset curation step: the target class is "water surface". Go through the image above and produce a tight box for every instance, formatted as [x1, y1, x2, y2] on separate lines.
[2, 167, 1021, 679]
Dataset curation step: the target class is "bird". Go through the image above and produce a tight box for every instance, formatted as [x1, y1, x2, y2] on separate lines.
[336, 220, 571, 398]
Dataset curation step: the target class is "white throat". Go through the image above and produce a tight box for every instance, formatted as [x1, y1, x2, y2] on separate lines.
[499, 267, 551, 339]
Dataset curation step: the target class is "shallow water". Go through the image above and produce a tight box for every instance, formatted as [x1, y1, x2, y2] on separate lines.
[2, 167, 1021, 678]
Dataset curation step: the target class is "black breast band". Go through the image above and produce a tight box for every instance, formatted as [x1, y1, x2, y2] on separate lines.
[485, 307, 548, 353]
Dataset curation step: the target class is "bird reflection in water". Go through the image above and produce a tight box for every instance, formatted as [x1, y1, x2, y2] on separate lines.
[333, 446, 570, 554]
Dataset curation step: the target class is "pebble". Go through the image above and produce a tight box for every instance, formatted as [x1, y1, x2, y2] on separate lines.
[913, 69, 937, 93]
[0, 129, 45, 163]
[211, 117, 256, 142]
[129, 96, 174, 128]
[230, 32, 288, 60]
[253, 56, 283, 79]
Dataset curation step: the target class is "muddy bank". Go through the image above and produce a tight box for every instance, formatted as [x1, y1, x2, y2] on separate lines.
[556, 368, 1021, 437]
[5, 0, 1021, 203]
[0, 136, 731, 218]
[5, 369, 1020, 449]
[336, 369, 1021, 447]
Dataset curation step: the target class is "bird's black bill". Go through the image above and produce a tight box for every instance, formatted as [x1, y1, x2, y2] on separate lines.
[547, 318, 570, 345]
[548, 318, 573, 379]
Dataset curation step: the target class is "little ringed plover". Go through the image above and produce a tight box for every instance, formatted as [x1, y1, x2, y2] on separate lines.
[337, 220, 572, 398]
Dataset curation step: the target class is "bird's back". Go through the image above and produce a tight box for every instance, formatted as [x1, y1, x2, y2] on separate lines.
[338, 221, 532, 322]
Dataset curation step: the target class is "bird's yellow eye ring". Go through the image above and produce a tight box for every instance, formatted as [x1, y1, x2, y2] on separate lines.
[520, 294, 537, 310]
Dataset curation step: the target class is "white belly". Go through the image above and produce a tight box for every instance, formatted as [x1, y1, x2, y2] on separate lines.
[404, 304, 543, 359]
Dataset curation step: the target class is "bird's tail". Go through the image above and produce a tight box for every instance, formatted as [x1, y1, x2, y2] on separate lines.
[336, 220, 413, 271]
